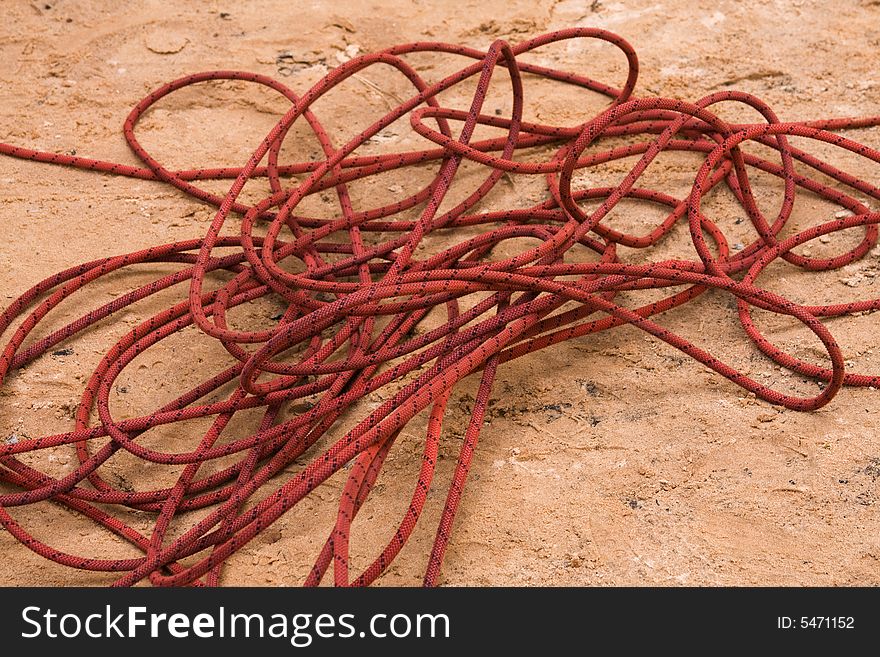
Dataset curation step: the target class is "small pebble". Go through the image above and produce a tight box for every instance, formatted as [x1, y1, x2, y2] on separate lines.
[145, 31, 189, 55]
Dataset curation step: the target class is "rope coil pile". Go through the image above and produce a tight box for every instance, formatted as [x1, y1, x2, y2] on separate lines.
[1, 28, 879, 586]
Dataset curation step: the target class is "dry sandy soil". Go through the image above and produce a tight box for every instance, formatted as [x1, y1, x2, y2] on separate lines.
[1, 0, 879, 586]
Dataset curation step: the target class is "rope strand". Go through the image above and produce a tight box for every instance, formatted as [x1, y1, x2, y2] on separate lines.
[1, 28, 879, 586]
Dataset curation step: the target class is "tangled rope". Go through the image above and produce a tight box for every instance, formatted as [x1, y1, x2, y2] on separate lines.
[1, 28, 879, 586]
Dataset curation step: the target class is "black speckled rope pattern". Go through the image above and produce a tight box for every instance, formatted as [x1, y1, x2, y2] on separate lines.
[0, 28, 879, 587]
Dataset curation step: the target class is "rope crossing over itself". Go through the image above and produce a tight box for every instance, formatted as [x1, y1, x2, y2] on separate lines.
[1, 28, 879, 586]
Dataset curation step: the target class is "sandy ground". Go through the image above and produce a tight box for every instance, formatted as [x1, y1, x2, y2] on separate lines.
[1, 0, 879, 586]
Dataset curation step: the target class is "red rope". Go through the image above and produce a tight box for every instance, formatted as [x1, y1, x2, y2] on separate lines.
[1, 28, 879, 586]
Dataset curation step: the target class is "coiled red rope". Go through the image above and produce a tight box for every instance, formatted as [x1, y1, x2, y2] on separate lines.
[1, 28, 879, 586]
